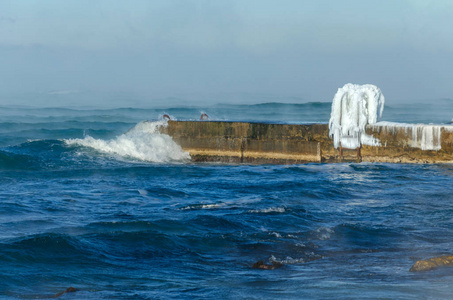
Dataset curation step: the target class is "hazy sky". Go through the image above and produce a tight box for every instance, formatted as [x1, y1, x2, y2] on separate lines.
[1, 0, 453, 106]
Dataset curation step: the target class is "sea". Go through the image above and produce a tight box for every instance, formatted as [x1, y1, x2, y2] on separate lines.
[1, 100, 453, 299]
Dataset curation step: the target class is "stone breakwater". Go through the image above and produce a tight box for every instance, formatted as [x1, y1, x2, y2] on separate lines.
[159, 121, 453, 164]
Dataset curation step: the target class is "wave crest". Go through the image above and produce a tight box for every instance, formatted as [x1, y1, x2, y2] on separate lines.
[64, 120, 190, 163]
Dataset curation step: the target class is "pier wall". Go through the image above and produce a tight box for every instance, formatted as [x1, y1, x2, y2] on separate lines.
[363, 124, 453, 163]
[160, 121, 453, 164]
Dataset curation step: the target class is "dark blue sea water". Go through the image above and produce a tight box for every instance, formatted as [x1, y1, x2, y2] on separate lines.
[1, 102, 453, 299]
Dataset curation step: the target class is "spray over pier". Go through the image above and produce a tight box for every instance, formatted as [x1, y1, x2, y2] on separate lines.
[159, 84, 453, 164]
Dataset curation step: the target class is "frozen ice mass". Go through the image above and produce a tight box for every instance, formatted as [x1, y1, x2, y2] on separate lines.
[329, 83, 385, 149]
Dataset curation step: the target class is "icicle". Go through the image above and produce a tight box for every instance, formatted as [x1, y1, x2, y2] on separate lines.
[372, 122, 453, 151]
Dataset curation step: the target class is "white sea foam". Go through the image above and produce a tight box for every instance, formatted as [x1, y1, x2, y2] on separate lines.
[65, 120, 190, 163]
[179, 203, 226, 210]
[314, 227, 334, 240]
[138, 189, 148, 195]
[329, 83, 385, 149]
[371, 121, 453, 151]
[269, 232, 282, 238]
[249, 207, 286, 213]
[269, 255, 306, 264]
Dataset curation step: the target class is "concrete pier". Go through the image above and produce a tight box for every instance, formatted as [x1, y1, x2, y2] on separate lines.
[363, 124, 453, 163]
[160, 121, 453, 164]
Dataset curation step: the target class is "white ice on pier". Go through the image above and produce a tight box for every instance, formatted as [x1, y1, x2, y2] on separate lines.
[329, 83, 385, 149]
[372, 122, 453, 151]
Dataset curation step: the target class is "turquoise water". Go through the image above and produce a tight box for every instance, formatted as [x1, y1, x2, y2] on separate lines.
[1, 102, 453, 299]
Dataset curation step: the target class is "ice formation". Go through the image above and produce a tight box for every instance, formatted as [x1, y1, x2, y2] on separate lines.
[370, 122, 453, 151]
[65, 120, 191, 162]
[329, 83, 385, 149]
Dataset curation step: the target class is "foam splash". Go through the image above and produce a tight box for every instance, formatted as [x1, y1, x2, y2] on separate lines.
[329, 83, 385, 149]
[65, 120, 190, 163]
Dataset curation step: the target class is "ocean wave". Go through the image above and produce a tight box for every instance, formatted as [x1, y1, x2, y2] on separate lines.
[64, 120, 190, 163]
[0, 233, 97, 264]
[190, 215, 245, 232]
[216, 102, 330, 109]
[0, 150, 41, 170]
[1, 139, 87, 171]
[249, 102, 330, 109]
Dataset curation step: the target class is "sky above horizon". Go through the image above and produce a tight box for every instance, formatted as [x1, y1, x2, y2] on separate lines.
[1, 0, 453, 107]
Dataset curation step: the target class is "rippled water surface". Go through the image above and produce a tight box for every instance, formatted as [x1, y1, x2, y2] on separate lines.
[1, 103, 453, 299]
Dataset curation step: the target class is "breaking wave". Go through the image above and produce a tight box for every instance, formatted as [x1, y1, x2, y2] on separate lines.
[65, 120, 190, 163]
